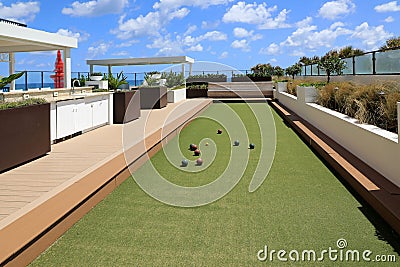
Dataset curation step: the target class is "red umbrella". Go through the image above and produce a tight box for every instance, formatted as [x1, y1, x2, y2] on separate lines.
[50, 50, 64, 88]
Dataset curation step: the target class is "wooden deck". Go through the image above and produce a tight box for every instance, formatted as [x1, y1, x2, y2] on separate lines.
[0, 98, 212, 266]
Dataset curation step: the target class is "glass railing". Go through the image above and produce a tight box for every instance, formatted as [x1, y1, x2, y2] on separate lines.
[301, 47, 400, 76]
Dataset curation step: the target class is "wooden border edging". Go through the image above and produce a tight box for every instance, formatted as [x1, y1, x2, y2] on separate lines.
[0, 100, 212, 267]
[269, 99, 400, 235]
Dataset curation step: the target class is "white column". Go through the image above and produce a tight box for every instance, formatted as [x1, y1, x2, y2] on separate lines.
[108, 65, 112, 74]
[64, 49, 72, 88]
[189, 63, 193, 76]
[8, 52, 15, 90]
[181, 63, 185, 76]
[90, 65, 94, 74]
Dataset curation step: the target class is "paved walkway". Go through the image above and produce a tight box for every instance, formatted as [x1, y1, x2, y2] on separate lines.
[0, 98, 211, 266]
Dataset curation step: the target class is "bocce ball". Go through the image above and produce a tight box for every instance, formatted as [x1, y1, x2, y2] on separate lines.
[181, 159, 189, 167]
[234, 140, 240, 146]
[249, 143, 255, 149]
[194, 149, 201, 156]
[189, 144, 198, 151]
[196, 158, 203, 165]
[217, 129, 223, 134]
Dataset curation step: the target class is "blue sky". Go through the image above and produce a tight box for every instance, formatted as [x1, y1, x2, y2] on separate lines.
[0, 0, 399, 74]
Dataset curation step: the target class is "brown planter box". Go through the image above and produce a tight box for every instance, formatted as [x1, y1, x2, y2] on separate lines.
[186, 77, 227, 83]
[186, 89, 208, 98]
[247, 76, 272, 82]
[0, 103, 50, 172]
[232, 76, 252, 82]
[138, 86, 167, 109]
[113, 90, 141, 124]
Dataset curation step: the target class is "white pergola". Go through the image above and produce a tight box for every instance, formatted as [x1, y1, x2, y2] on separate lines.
[86, 56, 194, 77]
[0, 20, 78, 90]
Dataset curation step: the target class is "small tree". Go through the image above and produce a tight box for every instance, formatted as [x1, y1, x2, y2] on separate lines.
[318, 52, 346, 83]
[285, 64, 302, 79]
[380, 36, 400, 50]
[273, 66, 285, 78]
[250, 63, 274, 76]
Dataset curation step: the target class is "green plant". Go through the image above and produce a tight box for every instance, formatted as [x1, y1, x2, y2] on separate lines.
[188, 73, 227, 79]
[0, 72, 25, 89]
[186, 83, 208, 90]
[90, 72, 103, 76]
[285, 64, 302, 79]
[318, 51, 346, 83]
[107, 71, 128, 90]
[380, 36, 400, 50]
[143, 73, 159, 86]
[162, 71, 184, 89]
[79, 75, 87, 86]
[0, 98, 47, 110]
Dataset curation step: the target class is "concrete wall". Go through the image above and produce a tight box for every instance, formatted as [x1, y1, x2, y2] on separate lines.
[275, 86, 400, 187]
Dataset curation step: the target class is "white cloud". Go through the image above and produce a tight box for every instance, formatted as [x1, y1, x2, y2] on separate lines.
[185, 25, 197, 35]
[385, 16, 395, 22]
[112, 51, 129, 56]
[146, 30, 226, 55]
[62, 0, 128, 17]
[223, 2, 290, 29]
[187, 44, 203, 52]
[281, 17, 352, 50]
[259, 43, 280, 55]
[153, 0, 234, 10]
[116, 40, 140, 48]
[318, 0, 355, 20]
[201, 31, 227, 41]
[375, 1, 400, 12]
[87, 42, 111, 58]
[56, 29, 90, 42]
[201, 20, 220, 29]
[231, 39, 250, 52]
[233, 27, 262, 40]
[0, 1, 40, 23]
[111, 7, 189, 39]
[219, 51, 228, 59]
[351, 22, 393, 50]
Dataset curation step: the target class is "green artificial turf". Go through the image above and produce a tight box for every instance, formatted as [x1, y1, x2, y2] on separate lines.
[31, 103, 399, 266]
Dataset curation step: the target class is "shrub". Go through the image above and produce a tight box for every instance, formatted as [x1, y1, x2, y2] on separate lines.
[314, 81, 400, 133]
[0, 98, 47, 110]
[162, 71, 184, 89]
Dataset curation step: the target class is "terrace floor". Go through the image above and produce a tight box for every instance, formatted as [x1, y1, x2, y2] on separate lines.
[0, 98, 212, 266]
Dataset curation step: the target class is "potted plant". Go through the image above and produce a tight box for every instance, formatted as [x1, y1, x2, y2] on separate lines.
[163, 71, 186, 103]
[137, 72, 167, 109]
[186, 83, 208, 98]
[108, 71, 141, 123]
[186, 73, 227, 83]
[90, 72, 104, 81]
[231, 73, 252, 82]
[0, 96, 50, 172]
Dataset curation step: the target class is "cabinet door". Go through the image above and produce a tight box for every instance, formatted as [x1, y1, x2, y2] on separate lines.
[93, 98, 109, 127]
[74, 99, 88, 132]
[56, 100, 76, 139]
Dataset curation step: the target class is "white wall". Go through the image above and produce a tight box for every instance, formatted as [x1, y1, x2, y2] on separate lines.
[275, 86, 400, 187]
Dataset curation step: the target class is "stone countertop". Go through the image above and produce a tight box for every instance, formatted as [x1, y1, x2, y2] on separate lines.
[1, 87, 112, 103]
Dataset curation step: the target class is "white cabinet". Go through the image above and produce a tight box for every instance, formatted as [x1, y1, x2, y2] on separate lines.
[56, 98, 86, 139]
[85, 95, 109, 129]
[55, 94, 110, 140]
